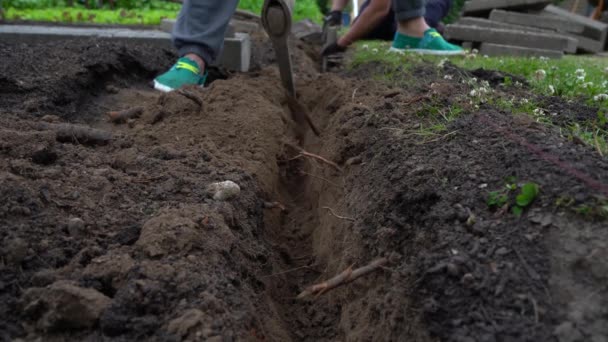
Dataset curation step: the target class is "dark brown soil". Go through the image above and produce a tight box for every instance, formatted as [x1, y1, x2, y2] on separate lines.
[1, 31, 607, 342]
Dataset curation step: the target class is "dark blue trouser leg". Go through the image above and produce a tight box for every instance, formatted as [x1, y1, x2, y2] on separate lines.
[172, 0, 239, 65]
[358, 0, 452, 40]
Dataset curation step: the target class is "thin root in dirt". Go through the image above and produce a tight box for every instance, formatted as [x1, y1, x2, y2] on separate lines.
[288, 146, 343, 173]
[297, 258, 388, 299]
[322, 206, 355, 221]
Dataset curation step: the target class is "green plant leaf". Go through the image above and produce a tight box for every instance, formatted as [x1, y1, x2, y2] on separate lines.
[512, 206, 523, 217]
[516, 182, 539, 207]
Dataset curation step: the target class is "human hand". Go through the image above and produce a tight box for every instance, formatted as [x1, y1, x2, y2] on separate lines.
[321, 42, 347, 56]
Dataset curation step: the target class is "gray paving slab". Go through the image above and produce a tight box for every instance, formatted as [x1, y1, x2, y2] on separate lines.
[489, 9, 585, 33]
[456, 17, 548, 33]
[463, 0, 551, 16]
[0, 24, 172, 48]
[480, 43, 563, 58]
[444, 24, 578, 53]
[542, 5, 608, 43]
[564, 32, 605, 52]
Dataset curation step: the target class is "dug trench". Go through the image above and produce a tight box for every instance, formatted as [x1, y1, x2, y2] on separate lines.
[1, 37, 608, 342]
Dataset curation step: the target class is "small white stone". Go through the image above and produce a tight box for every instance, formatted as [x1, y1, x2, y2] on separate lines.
[206, 181, 240, 201]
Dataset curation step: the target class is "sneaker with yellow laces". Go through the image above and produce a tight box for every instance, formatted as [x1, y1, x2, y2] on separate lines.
[153, 57, 208, 92]
[390, 28, 464, 55]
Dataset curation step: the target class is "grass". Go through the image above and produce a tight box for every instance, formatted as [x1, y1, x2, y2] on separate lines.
[5, 7, 175, 25]
[350, 41, 608, 220]
[3, 0, 323, 25]
[350, 40, 608, 157]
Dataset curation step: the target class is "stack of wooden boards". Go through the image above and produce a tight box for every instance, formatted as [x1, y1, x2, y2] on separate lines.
[444, 0, 608, 58]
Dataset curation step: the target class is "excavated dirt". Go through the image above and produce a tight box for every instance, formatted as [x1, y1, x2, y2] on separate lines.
[1, 33, 608, 342]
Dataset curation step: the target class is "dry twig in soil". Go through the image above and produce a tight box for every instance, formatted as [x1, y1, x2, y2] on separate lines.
[322, 206, 355, 221]
[297, 258, 388, 299]
[177, 89, 203, 107]
[107, 106, 144, 123]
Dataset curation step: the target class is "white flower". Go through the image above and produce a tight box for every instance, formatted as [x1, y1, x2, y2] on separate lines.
[594, 93, 608, 101]
[471, 48, 479, 55]
[481, 80, 490, 88]
[576, 76, 585, 82]
[604, 67, 608, 75]
[470, 89, 478, 97]
[444, 74, 453, 80]
[533, 108, 545, 116]
[575, 69, 586, 78]
[362, 44, 369, 50]
[499, 59, 504, 64]
[521, 98, 529, 104]
[602, 80, 608, 88]
[437, 58, 448, 68]
[582, 82, 594, 88]
[534, 69, 546, 81]
[540, 56, 549, 61]
[548, 85, 555, 95]
[515, 81, 523, 88]
[371, 48, 379, 54]
[483, 54, 489, 58]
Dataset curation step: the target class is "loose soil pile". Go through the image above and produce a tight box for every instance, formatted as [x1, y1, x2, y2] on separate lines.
[1, 32, 607, 342]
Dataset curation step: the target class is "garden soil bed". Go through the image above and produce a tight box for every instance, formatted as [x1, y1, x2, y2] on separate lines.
[1, 34, 607, 342]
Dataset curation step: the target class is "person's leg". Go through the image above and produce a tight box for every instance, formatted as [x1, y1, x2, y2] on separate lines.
[154, 0, 239, 92]
[390, 0, 462, 54]
[358, 0, 396, 40]
[424, 0, 451, 29]
[392, 0, 431, 37]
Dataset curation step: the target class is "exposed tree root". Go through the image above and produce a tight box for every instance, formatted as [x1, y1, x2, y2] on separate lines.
[37, 122, 112, 146]
[297, 258, 388, 299]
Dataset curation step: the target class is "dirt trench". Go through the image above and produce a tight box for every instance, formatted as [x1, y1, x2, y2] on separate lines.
[1, 36, 608, 342]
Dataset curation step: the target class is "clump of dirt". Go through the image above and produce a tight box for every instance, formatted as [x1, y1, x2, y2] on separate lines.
[1, 33, 608, 342]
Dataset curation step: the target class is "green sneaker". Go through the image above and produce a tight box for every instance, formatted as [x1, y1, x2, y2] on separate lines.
[390, 28, 464, 55]
[153, 57, 207, 92]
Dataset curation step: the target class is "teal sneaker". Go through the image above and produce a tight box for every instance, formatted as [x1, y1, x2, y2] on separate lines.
[153, 57, 207, 92]
[390, 28, 464, 55]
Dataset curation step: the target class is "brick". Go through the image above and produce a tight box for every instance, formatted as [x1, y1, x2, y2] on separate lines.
[0, 24, 172, 48]
[489, 9, 585, 33]
[542, 5, 608, 43]
[215, 33, 251, 72]
[230, 19, 260, 34]
[456, 17, 547, 33]
[444, 24, 578, 53]
[463, 0, 550, 16]
[480, 43, 563, 58]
